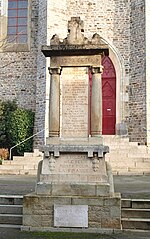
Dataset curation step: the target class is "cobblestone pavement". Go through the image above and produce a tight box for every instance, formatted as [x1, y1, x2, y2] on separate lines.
[0, 175, 150, 239]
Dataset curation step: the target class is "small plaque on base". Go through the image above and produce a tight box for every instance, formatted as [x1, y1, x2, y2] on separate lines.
[54, 205, 88, 228]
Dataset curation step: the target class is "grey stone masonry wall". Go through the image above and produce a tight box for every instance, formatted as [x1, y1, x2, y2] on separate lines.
[66, 0, 130, 132]
[23, 193, 121, 229]
[129, 0, 146, 144]
[33, 0, 47, 147]
[0, 0, 148, 146]
[0, 0, 39, 112]
[34, 0, 68, 147]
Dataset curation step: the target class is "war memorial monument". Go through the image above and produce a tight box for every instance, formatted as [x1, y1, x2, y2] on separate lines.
[22, 17, 121, 231]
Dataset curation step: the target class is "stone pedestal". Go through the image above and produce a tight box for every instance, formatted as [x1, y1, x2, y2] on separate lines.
[23, 138, 121, 231]
[23, 193, 121, 230]
[22, 17, 121, 232]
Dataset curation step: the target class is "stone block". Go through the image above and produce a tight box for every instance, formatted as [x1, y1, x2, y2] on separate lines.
[101, 218, 121, 229]
[36, 183, 52, 195]
[88, 206, 110, 222]
[96, 184, 110, 196]
[88, 221, 102, 228]
[51, 183, 96, 196]
[72, 197, 104, 206]
[23, 214, 53, 227]
[104, 195, 121, 207]
[110, 206, 121, 218]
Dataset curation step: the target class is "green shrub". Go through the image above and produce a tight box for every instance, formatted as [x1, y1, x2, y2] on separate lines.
[0, 100, 17, 148]
[8, 108, 35, 155]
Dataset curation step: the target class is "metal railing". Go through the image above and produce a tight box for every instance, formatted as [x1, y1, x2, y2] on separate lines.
[9, 128, 47, 160]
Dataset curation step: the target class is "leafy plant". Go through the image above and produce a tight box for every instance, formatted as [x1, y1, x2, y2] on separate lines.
[8, 108, 35, 155]
[0, 99, 17, 148]
[0, 100, 34, 156]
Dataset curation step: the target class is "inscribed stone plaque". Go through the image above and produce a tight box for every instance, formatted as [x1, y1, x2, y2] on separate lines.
[41, 153, 108, 183]
[51, 55, 101, 68]
[54, 205, 88, 227]
[61, 67, 89, 138]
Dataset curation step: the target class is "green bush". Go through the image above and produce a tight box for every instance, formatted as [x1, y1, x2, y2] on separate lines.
[0, 100, 17, 148]
[8, 108, 35, 155]
[0, 100, 34, 156]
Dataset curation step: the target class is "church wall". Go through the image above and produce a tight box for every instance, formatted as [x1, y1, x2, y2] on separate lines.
[0, 0, 147, 147]
[0, 0, 39, 111]
[33, 0, 47, 147]
[146, 1, 150, 146]
[66, 0, 130, 135]
[129, 0, 146, 144]
[34, 0, 68, 147]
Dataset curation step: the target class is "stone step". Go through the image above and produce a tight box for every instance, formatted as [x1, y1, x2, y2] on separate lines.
[0, 224, 21, 229]
[0, 165, 24, 170]
[0, 195, 23, 227]
[12, 157, 42, 161]
[0, 164, 38, 170]
[102, 136, 130, 143]
[0, 195, 23, 205]
[132, 199, 150, 209]
[121, 218, 150, 230]
[0, 169, 21, 175]
[122, 208, 150, 219]
[4, 159, 41, 165]
[0, 214, 22, 225]
[0, 169, 37, 175]
[128, 154, 150, 159]
[121, 199, 150, 209]
[0, 205, 23, 214]
[121, 198, 150, 230]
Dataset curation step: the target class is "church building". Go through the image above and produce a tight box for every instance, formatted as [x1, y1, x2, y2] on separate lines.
[0, 0, 150, 147]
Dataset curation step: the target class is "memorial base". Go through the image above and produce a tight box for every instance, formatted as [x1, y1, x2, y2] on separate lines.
[22, 139, 121, 230]
[23, 193, 121, 230]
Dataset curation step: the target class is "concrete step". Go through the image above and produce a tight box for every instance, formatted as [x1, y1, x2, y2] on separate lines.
[122, 218, 150, 230]
[0, 195, 23, 227]
[121, 198, 150, 230]
[0, 164, 38, 170]
[3, 159, 41, 165]
[13, 156, 42, 161]
[0, 205, 23, 214]
[122, 208, 150, 218]
[0, 214, 22, 225]
[0, 169, 21, 175]
[0, 195, 23, 205]
[0, 165, 24, 170]
[121, 199, 150, 209]
[132, 199, 150, 209]
[0, 224, 21, 228]
[0, 169, 37, 175]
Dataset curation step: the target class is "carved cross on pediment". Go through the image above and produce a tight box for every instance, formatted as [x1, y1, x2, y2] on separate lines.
[66, 17, 88, 45]
[50, 17, 107, 48]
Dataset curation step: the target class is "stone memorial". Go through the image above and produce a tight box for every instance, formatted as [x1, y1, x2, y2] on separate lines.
[22, 17, 121, 231]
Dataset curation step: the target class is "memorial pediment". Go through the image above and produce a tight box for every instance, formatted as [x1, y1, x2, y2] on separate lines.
[42, 17, 108, 57]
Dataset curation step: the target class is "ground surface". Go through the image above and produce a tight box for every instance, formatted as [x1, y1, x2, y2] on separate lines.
[0, 175, 150, 239]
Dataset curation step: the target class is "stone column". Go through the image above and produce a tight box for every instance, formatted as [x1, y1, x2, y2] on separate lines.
[48, 67, 61, 137]
[91, 66, 103, 136]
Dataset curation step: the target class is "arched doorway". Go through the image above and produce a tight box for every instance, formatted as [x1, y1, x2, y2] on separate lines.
[102, 56, 116, 135]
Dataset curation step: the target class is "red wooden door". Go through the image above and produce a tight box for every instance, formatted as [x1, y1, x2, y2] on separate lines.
[102, 56, 116, 135]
